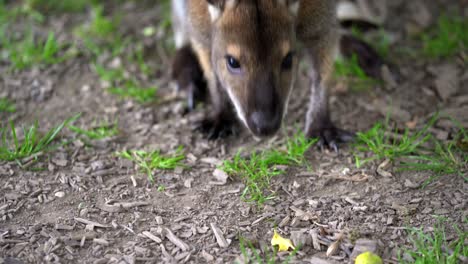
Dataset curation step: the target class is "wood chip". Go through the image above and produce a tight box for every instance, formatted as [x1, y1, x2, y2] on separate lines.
[431, 64, 460, 101]
[142, 231, 162, 244]
[97, 201, 151, 213]
[201, 250, 214, 262]
[310, 230, 321, 250]
[279, 215, 290, 227]
[130, 176, 137, 187]
[55, 224, 74, 230]
[93, 238, 110, 246]
[164, 228, 190, 252]
[377, 159, 393, 177]
[74, 218, 110, 229]
[210, 223, 229, 248]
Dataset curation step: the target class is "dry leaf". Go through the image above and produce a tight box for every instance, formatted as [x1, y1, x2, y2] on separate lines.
[326, 232, 344, 257]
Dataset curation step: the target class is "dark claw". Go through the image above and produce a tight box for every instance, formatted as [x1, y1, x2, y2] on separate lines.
[308, 126, 355, 152]
[187, 83, 195, 112]
[195, 117, 238, 140]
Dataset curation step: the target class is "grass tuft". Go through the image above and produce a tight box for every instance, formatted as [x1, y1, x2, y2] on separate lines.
[0, 114, 80, 162]
[116, 146, 186, 182]
[422, 15, 468, 59]
[68, 120, 118, 140]
[2, 30, 67, 70]
[25, 0, 93, 13]
[401, 121, 468, 184]
[334, 54, 380, 92]
[0, 98, 16, 113]
[354, 114, 467, 183]
[351, 27, 392, 58]
[400, 219, 467, 264]
[76, 5, 126, 58]
[220, 132, 315, 204]
[353, 114, 437, 167]
[95, 64, 157, 103]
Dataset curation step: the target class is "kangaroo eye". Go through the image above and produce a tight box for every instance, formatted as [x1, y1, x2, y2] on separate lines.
[226, 55, 241, 74]
[281, 52, 294, 70]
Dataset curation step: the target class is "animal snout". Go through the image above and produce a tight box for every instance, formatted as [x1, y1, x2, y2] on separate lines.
[248, 110, 282, 137]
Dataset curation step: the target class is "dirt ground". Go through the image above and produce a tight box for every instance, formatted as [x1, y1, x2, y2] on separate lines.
[0, 0, 467, 263]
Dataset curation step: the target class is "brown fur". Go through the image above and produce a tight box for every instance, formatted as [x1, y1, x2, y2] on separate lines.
[171, 0, 352, 146]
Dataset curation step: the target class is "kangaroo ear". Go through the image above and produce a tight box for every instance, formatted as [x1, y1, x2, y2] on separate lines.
[206, 0, 237, 21]
[277, 0, 300, 17]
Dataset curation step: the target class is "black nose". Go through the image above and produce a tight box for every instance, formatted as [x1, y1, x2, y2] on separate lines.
[248, 111, 282, 137]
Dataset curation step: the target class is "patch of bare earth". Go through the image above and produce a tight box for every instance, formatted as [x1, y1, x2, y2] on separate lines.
[1, 0, 467, 263]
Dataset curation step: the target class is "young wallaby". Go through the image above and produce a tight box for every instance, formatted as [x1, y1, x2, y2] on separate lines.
[171, 0, 353, 149]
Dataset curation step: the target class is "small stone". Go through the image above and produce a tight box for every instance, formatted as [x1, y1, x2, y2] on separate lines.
[155, 216, 163, 225]
[91, 161, 105, 171]
[386, 216, 394, 225]
[201, 250, 214, 262]
[80, 208, 89, 217]
[212, 169, 228, 185]
[53, 159, 68, 167]
[174, 167, 184, 174]
[55, 191, 65, 198]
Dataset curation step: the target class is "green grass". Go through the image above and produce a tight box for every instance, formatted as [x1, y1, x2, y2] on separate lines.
[78, 6, 156, 104]
[422, 15, 468, 59]
[400, 219, 467, 264]
[238, 236, 298, 264]
[0, 98, 16, 113]
[351, 27, 392, 58]
[0, 0, 44, 25]
[116, 147, 186, 182]
[220, 132, 316, 204]
[2, 30, 68, 70]
[25, 0, 95, 13]
[334, 27, 390, 92]
[353, 114, 437, 167]
[401, 122, 468, 183]
[354, 114, 467, 183]
[334, 54, 380, 92]
[0, 114, 80, 162]
[95, 64, 157, 103]
[76, 5, 126, 58]
[68, 120, 118, 140]
[128, 44, 152, 76]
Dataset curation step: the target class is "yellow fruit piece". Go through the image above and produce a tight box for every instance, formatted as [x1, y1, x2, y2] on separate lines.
[271, 229, 295, 252]
[355, 251, 383, 264]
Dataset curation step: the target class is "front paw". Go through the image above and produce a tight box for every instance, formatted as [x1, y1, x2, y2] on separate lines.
[195, 115, 238, 140]
[306, 125, 354, 152]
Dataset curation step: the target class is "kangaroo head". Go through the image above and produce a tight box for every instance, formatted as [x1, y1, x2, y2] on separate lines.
[207, 0, 300, 137]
